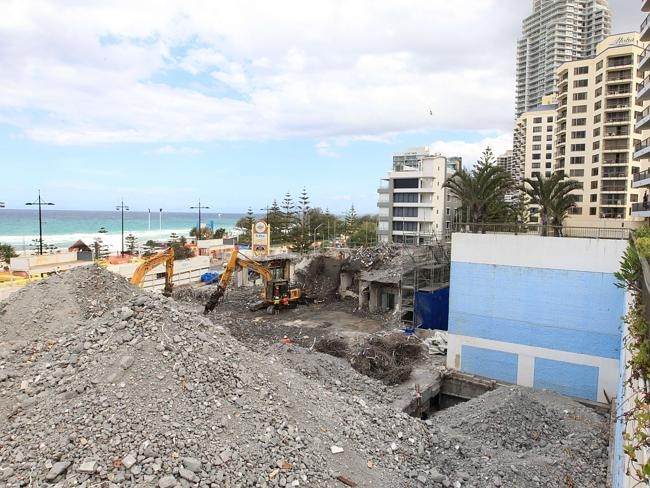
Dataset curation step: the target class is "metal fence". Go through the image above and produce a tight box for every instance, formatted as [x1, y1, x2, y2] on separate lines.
[452, 222, 631, 240]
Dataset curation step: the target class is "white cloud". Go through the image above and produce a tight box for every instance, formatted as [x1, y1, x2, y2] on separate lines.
[0, 0, 637, 145]
[428, 132, 513, 169]
[316, 141, 340, 158]
[152, 145, 201, 155]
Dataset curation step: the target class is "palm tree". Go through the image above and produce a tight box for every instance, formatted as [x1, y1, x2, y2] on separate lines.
[522, 173, 581, 236]
[443, 148, 513, 231]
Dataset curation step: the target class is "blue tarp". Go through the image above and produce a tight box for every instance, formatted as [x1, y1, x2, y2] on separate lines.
[414, 287, 449, 330]
[201, 272, 220, 284]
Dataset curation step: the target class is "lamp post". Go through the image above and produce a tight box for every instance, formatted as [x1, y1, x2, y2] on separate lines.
[313, 223, 324, 249]
[190, 199, 210, 241]
[260, 206, 270, 222]
[25, 190, 54, 255]
[116, 200, 129, 256]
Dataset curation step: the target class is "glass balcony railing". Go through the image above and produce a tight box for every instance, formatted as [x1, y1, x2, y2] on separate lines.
[633, 168, 650, 182]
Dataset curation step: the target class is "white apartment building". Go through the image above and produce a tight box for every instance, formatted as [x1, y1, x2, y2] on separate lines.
[556, 32, 650, 225]
[513, 95, 558, 194]
[516, 0, 611, 116]
[377, 148, 461, 245]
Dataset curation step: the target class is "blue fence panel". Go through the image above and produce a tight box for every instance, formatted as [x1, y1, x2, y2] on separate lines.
[415, 287, 450, 330]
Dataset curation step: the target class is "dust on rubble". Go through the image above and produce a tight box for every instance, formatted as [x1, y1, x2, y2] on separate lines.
[0, 265, 610, 488]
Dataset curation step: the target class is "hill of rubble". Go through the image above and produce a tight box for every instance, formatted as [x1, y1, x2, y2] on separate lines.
[0, 266, 609, 487]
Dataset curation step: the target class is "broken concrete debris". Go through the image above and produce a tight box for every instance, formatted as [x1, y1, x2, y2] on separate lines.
[0, 265, 609, 486]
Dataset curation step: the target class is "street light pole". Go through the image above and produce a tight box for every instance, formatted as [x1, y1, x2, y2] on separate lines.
[190, 200, 210, 241]
[25, 190, 54, 255]
[116, 200, 129, 256]
[313, 223, 324, 249]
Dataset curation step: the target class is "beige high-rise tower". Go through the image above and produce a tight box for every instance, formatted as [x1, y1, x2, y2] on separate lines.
[516, 0, 611, 117]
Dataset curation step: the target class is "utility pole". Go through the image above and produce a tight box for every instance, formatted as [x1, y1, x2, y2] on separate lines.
[25, 190, 54, 255]
[260, 206, 270, 222]
[190, 200, 210, 241]
[159, 208, 163, 232]
[116, 200, 129, 256]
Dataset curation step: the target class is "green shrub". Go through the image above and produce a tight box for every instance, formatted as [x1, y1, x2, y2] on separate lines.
[636, 225, 650, 239]
[637, 237, 650, 260]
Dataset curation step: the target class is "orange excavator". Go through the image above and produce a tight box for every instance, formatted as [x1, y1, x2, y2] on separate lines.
[130, 247, 175, 297]
[204, 246, 302, 314]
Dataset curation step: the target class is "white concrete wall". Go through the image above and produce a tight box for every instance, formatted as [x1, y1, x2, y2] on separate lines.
[11, 252, 80, 272]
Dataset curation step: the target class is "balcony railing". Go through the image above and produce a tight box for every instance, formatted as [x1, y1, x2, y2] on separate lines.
[633, 202, 650, 213]
[634, 168, 650, 182]
[603, 171, 628, 178]
[452, 222, 630, 240]
[638, 106, 650, 123]
[604, 157, 629, 165]
[608, 57, 634, 68]
[635, 138, 650, 154]
[643, 13, 650, 32]
[608, 72, 633, 82]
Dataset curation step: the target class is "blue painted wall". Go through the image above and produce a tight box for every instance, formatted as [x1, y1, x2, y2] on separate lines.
[461, 345, 518, 384]
[533, 358, 599, 401]
[449, 262, 624, 359]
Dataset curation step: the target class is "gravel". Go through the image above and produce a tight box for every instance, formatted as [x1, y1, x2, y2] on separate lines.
[0, 266, 610, 487]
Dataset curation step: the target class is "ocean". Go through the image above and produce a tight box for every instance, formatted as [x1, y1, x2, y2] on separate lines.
[0, 209, 241, 254]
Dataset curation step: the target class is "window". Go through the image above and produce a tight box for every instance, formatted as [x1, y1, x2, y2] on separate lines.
[590, 207, 597, 215]
[546, 126, 553, 132]
[573, 92, 587, 101]
[532, 144, 541, 151]
[156, 272, 166, 279]
[574, 195, 583, 203]
[574, 66, 589, 75]
[595, 101, 602, 111]
[546, 163, 552, 169]
[394, 178, 418, 189]
[593, 128, 601, 137]
[392, 221, 417, 232]
[595, 74, 603, 83]
[547, 116, 554, 123]
[393, 193, 418, 203]
[571, 144, 585, 151]
[595, 87, 602, 97]
[533, 135, 542, 142]
[590, 194, 597, 202]
[546, 144, 553, 150]
[572, 131, 586, 138]
[533, 126, 542, 133]
[546, 153, 553, 160]
[572, 105, 587, 114]
[569, 207, 583, 215]
[533, 117, 542, 123]
[532, 162, 541, 169]
[592, 141, 600, 150]
[592, 154, 600, 164]
[547, 134, 553, 141]
[570, 169, 584, 177]
[570, 156, 585, 165]
[393, 207, 418, 217]
[594, 114, 601, 124]
[591, 168, 598, 176]
[532, 153, 541, 160]
[572, 118, 586, 126]
[532, 171, 540, 178]
[590, 181, 598, 189]
[596, 60, 603, 70]
[573, 79, 588, 88]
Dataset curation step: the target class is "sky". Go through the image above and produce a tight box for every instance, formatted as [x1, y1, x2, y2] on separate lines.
[0, 0, 639, 214]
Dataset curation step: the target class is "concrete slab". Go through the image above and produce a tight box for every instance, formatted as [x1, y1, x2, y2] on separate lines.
[278, 310, 385, 339]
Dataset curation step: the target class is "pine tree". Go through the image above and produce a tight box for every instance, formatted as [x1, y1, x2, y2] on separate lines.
[344, 204, 358, 238]
[282, 192, 295, 236]
[125, 234, 138, 255]
[298, 187, 310, 244]
[268, 200, 283, 244]
[92, 238, 110, 261]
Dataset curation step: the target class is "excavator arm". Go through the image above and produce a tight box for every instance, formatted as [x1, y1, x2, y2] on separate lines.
[130, 247, 175, 296]
[204, 247, 274, 314]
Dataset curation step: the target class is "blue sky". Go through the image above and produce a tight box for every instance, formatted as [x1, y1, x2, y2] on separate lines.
[0, 0, 637, 215]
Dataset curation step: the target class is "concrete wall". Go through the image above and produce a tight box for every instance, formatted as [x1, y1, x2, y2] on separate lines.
[109, 256, 210, 291]
[447, 233, 627, 403]
[11, 252, 80, 272]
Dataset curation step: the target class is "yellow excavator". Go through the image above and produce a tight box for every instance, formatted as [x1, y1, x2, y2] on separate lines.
[130, 247, 175, 297]
[204, 246, 302, 314]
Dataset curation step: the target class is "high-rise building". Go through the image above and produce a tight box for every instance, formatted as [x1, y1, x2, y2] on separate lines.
[512, 95, 558, 196]
[555, 32, 649, 225]
[516, 0, 611, 117]
[377, 148, 461, 244]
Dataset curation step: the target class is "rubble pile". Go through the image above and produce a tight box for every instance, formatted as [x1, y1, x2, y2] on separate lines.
[0, 267, 610, 487]
[346, 244, 402, 271]
[293, 256, 342, 300]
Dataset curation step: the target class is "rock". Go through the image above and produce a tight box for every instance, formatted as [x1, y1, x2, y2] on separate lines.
[122, 453, 137, 469]
[77, 460, 97, 473]
[182, 457, 202, 473]
[135, 296, 149, 306]
[330, 446, 344, 454]
[179, 467, 198, 482]
[158, 475, 177, 488]
[119, 355, 135, 370]
[45, 461, 71, 481]
[121, 307, 134, 320]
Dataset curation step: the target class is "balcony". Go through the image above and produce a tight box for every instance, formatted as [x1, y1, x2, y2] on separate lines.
[603, 141, 630, 152]
[636, 138, 650, 161]
[644, 0, 650, 13]
[632, 202, 650, 218]
[637, 106, 650, 131]
[639, 75, 650, 102]
[643, 12, 650, 42]
[633, 168, 650, 188]
[604, 156, 630, 165]
[608, 56, 634, 69]
[640, 45, 650, 74]
[605, 127, 631, 138]
[607, 71, 632, 82]
[601, 182, 628, 192]
[601, 195, 627, 206]
[602, 170, 628, 179]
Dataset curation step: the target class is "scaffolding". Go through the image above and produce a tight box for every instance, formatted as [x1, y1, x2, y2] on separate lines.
[399, 231, 452, 328]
